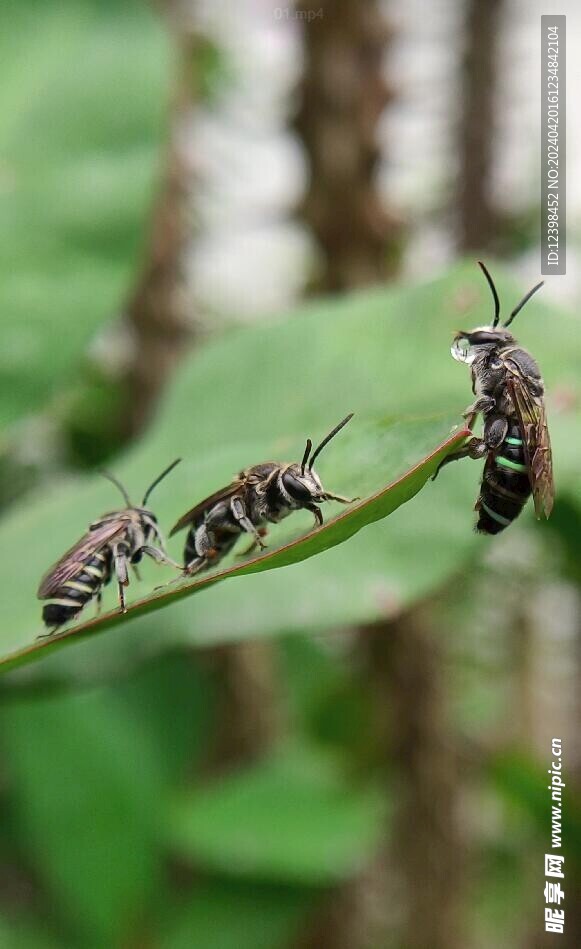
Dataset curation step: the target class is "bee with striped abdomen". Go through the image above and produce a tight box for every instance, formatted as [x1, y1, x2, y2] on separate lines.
[170, 414, 356, 574]
[37, 459, 182, 633]
[435, 262, 554, 533]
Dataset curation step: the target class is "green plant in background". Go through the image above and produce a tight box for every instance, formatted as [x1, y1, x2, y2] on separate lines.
[0, 0, 168, 437]
[1, 3, 581, 947]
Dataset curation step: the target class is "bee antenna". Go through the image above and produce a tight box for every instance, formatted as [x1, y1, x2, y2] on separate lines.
[477, 261, 501, 328]
[100, 470, 132, 507]
[308, 413, 354, 471]
[504, 280, 544, 328]
[142, 458, 182, 507]
[301, 438, 312, 475]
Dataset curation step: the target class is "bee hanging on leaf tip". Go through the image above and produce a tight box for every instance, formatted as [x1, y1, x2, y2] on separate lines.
[170, 414, 357, 575]
[37, 459, 183, 635]
[434, 262, 554, 533]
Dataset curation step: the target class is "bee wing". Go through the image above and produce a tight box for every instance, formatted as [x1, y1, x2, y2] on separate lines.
[505, 361, 555, 519]
[169, 481, 245, 536]
[37, 517, 129, 598]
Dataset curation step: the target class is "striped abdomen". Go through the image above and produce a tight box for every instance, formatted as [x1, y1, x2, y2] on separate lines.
[476, 420, 531, 534]
[42, 550, 112, 629]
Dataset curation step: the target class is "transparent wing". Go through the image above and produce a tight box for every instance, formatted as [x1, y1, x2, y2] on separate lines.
[169, 481, 244, 536]
[37, 518, 128, 598]
[505, 362, 554, 518]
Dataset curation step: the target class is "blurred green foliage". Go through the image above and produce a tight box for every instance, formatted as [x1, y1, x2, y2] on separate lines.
[169, 750, 386, 884]
[0, 0, 168, 429]
[1, 3, 580, 946]
[161, 883, 315, 949]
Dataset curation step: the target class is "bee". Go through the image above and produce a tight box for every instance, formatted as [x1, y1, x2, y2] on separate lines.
[170, 414, 356, 574]
[37, 459, 183, 633]
[435, 262, 554, 533]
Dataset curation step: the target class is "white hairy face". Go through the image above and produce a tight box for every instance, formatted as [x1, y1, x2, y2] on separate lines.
[451, 326, 515, 364]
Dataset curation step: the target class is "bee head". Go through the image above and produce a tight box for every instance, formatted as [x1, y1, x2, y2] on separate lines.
[452, 262, 543, 364]
[451, 326, 515, 363]
[282, 464, 323, 504]
[283, 413, 354, 504]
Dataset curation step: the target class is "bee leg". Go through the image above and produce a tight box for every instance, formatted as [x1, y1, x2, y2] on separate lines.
[482, 415, 508, 451]
[132, 564, 142, 582]
[116, 582, 126, 612]
[323, 492, 359, 504]
[307, 503, 324, 528]
[36, 627, 60, 640]
[141, 545, 184, 572]
[183, 557, 207, 575]
[113, 546, 130, 613]
[181, 525, 215, 575]
[95, 590, 103, 616]
[230, 497, 267, 550]
[432, 437, 486, 480]
[237, 528, 268, 558]
[462, 396, 495, 428]
[153, 567, 199, 592]
[236, 518, 268, 550]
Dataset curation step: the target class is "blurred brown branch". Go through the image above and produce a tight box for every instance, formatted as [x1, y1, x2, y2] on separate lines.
[120, 18, 200, 440]
[456, 0, 505, 252]
[295, 0, 401, 291]
[200, 640, 286, 774]
[365, 605, 466, 949]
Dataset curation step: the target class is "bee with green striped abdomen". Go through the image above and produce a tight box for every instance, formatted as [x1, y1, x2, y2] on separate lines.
[435, 262, 554, 534]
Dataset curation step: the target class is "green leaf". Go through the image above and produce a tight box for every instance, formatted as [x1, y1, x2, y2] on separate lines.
[1, 262, 578, 681]
[167, 750, 386, 885]
[0, 421, 469, 674]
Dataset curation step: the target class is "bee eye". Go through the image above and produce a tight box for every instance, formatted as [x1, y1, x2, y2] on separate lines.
[469, 332, 498, 345]
[282, 472, 312, 502]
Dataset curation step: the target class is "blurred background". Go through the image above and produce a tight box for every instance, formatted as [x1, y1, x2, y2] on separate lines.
[0, 1, 580, 947]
